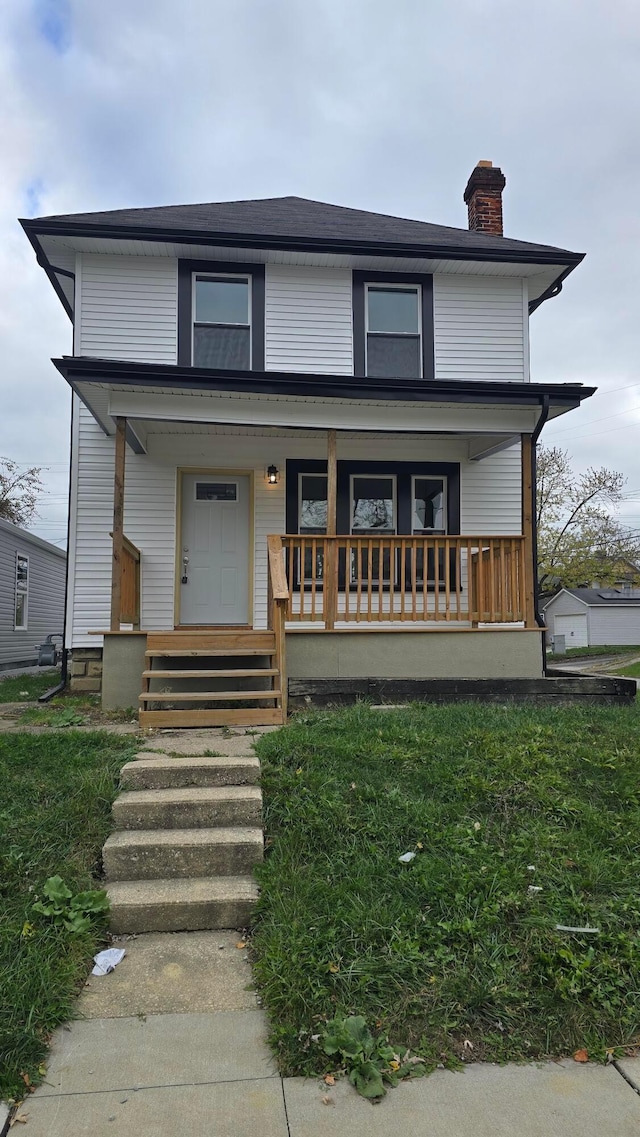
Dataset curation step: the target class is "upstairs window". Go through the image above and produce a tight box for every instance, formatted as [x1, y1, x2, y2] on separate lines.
[366, 286, 422, 379]
[193, 275, 251, 369]
[15, 554, 28, 630]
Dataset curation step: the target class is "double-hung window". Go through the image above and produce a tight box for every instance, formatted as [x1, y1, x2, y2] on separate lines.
[15, 554, 28, 630]
[365, 284, 422, 378]
[192, 275, 251, 369]
[298, 473, 328, 583]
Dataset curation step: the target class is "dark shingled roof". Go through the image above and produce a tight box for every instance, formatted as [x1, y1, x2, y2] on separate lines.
[558, 588, 640, 606]
[24, 195, 582, 262]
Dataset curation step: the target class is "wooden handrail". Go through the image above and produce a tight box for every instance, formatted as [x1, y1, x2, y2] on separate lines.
[267, 535, 289, 601]
[110, 531, 141, 628]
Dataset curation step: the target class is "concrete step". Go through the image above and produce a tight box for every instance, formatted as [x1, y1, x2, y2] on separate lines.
[107, 875, 259, 933]
[103, 826, 264, 880]
[120, 756, 261, 791]
[112, 786, 262, 830]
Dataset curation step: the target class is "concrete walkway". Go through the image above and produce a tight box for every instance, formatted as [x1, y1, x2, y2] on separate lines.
[9, 727, 640, 1135]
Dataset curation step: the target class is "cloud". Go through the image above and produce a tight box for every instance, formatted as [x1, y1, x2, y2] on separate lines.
[1, 0, 640, 544]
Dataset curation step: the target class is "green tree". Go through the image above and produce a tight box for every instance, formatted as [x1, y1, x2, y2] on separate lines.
[537, 445, 640, 593]
[0, 458, 44, 527]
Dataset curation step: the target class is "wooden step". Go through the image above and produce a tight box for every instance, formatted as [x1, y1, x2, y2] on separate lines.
[146, 649, 275, 658]
[139, 707, 284, 728]
[147, 633, 275, 652]
[142, 668, 279, 679]
[139, 690, 281, 703]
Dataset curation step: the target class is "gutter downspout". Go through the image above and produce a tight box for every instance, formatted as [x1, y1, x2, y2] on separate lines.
[531, 394, 550, 673]
[39, 391, 74, 702]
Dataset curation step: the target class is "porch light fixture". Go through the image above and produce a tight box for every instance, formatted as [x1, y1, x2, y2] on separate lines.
[266, 465, 279, 485]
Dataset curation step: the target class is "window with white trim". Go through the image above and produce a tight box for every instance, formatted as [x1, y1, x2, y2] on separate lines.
[365, 285, 421, 378]
[193, 275, 251, 369]
[15, 554, 28, 630]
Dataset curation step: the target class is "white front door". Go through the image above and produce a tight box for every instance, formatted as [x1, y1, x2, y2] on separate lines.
[179, 474, 250, 625]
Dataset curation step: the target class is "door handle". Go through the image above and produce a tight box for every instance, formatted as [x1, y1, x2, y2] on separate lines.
[182, 554, 189, 585]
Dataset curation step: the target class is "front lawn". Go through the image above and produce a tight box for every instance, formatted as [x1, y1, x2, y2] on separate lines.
[0, 732, 135, 1101]
[0, 670, 60, 703]
[252, 702, 640, 1076]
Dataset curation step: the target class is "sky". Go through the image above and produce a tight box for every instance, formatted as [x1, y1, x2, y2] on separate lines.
[2, 0, 640, 548]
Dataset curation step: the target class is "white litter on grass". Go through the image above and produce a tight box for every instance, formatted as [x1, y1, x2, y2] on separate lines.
[555, 925, 600, 935]
[528, 886, 543, 894]
[91, 948, 126, 976]
[527, 865, 536, 872]
[398, 851, 417, 863]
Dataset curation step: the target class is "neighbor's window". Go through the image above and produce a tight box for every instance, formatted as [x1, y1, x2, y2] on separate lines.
[365, 285, 421, 378]
[15, 554, 28, 630]
[193, 275, 251, 369]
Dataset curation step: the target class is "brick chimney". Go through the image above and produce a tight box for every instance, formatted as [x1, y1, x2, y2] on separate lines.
[463, 160, 506, 236]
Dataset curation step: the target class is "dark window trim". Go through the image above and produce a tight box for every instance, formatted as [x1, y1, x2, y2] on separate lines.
[286, 459, 459, 592]
[177, 259, 265, 369]
[286, 459, 459, 535]
[352, 270, 434, 380]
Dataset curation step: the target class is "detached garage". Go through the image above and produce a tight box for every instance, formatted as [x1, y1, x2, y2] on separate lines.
[543, 588, 640, 648]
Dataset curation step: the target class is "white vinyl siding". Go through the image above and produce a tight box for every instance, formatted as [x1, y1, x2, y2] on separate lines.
[433, 275, 528, 382]
[265, 265, 353, 373]
[544, 590, 587, 625]
[460, 443, 522, 534]
[69, 419, 522, 642]
[77, 254, 178, 363]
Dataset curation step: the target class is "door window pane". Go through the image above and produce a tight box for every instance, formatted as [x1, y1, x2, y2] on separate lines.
[300, 475, 327, 532]
[195, 482, 237, 501]
[367, 287, 419, 333]
[413, 478, 446, 532]
[351, 476, 395, 532]
[195, 278, 249, 324]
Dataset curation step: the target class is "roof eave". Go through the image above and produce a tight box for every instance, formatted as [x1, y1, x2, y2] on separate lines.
[20, 216, 584, 269]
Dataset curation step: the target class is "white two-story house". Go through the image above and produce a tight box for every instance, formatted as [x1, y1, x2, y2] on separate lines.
[22, 161, 593, 726]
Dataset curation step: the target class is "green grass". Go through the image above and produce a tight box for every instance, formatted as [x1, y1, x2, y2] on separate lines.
[0, 732, 136, 1101]
[547, 645, 640, 662]
[0, 670, 60, 703]
[252, 702, 640, 1076]
[614, 661, 640, 678]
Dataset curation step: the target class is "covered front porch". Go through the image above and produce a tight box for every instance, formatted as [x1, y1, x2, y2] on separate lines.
[56, 360, 593, 723]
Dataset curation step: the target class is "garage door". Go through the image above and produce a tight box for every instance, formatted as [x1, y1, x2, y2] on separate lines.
[555, 613, 588, 649]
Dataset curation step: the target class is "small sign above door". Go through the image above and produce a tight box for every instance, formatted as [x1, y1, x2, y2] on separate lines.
[195, 482, 238, 501]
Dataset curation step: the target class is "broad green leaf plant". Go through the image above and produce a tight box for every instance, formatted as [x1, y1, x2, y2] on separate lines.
[322, 1014, 426, 1099]
[32, 876, 110, 934]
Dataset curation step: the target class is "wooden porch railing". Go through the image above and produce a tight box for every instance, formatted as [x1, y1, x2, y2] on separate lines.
[111, 533, 141, 628]
[267, 535, 290, 718]
[267, 535, 534, 629]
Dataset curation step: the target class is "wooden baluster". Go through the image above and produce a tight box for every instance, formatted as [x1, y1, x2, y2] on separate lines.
[488, 539, 496, 622]
[445, 537, 451, 621]
[367, 538, 374, 621]
[433, 537, 439, 620]
[477, 539, 486, 624]
[509, 539, 517, 621]
[399, 538, 406, 621]
[110, 416, 126, 631]
[355, 538, 362, 622]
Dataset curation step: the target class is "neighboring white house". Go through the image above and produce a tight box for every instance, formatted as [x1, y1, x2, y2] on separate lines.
[0, 518, 66, 670]
[21, 161, 595, 725]
[544, 587, 640, 649]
